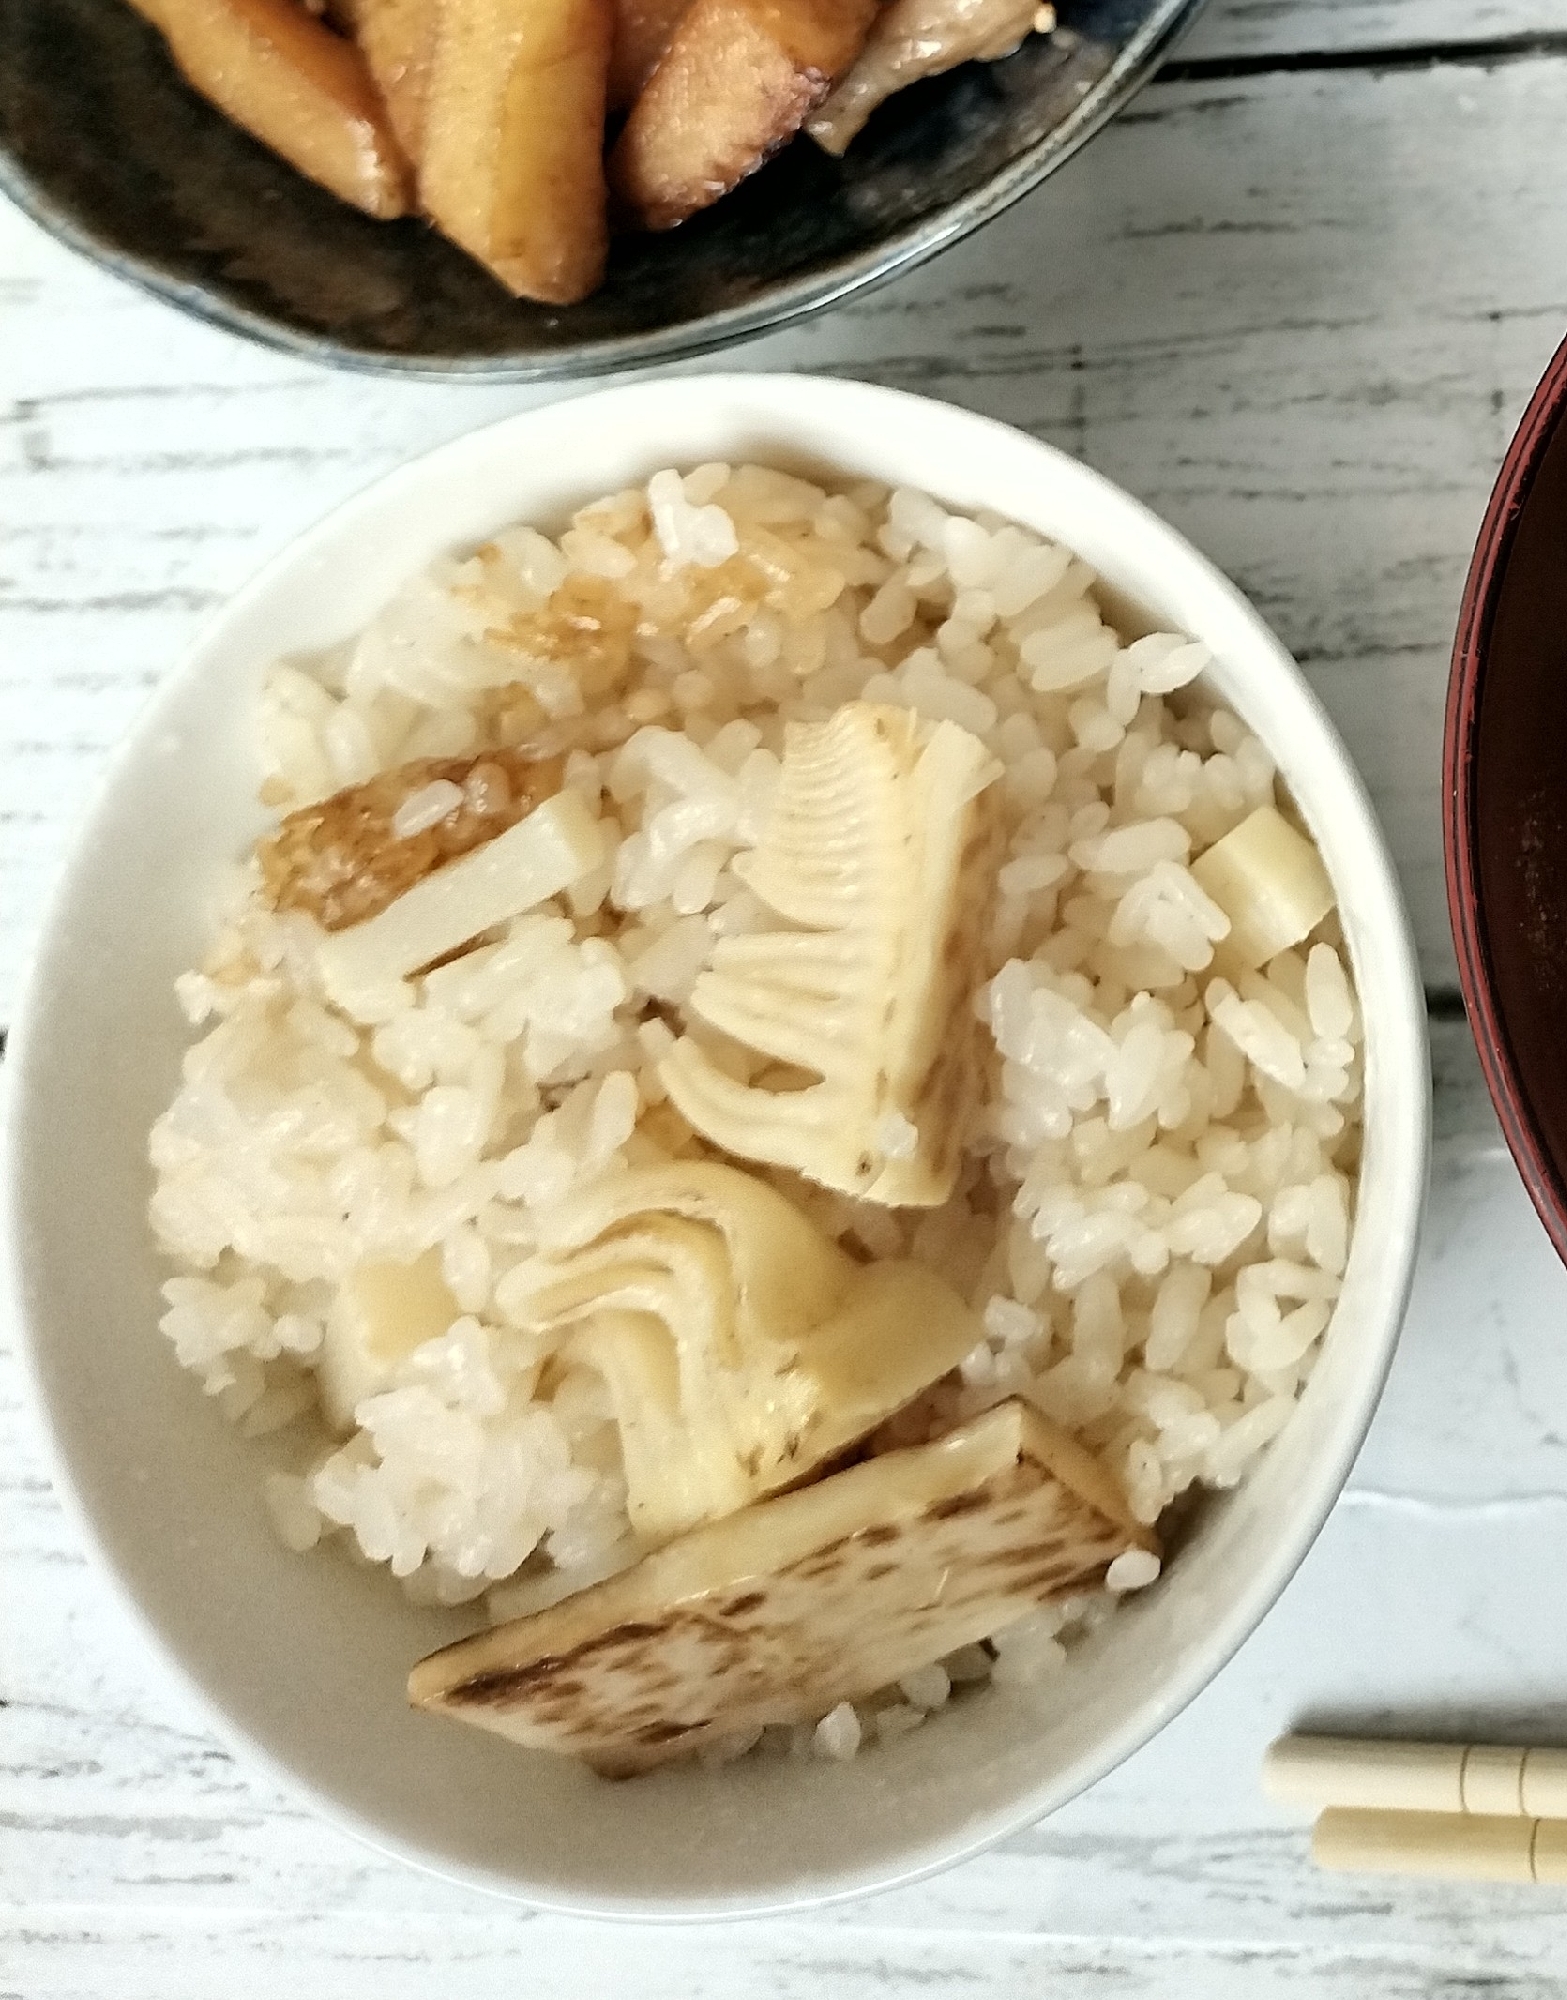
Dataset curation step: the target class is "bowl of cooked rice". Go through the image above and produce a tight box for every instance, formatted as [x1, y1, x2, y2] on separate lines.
[6, 373, 1428, 1915]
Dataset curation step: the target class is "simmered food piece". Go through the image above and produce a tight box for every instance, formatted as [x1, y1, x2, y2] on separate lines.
[420, 0, 612, 302]
[503, 1161, 982, 1543]
[1190, 806, 1334, 971]
[259, 749, 566, 931]
[408, 1398, 1156, 1774]
[129, 0, 412, 216]
[351, 0, 439, 160]
[609, 0, 878, 230]
[808, 0, 1044, 155]
[659, 703, 1001, 1206]
[607, 0, 693, 108]
[318, 1251, 459, 1432]
[314, 788, 607, 1005]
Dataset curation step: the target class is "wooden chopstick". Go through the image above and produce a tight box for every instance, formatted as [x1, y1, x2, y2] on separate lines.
[1313, 1808, 1567, 1883]
[1266, 1735, 1567, 1884]
[1265, 1733, 1567, 1818]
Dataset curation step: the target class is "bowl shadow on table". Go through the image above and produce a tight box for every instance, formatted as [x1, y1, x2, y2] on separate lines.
[1288, 1703, 1567, 1747]
[0, 0, 1183, 375]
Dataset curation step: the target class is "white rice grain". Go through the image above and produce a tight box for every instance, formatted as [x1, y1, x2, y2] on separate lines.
[814, 1702, 863, 1761]
[392, 779, 464, 839]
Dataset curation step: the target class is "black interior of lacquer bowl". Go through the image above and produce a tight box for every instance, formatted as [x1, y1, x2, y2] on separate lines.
[1472, 396, 1567, 1232]
[0, 0, 1198, 375]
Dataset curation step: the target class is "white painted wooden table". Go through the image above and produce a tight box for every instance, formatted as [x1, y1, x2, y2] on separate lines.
[6, 2, 1567, 1989]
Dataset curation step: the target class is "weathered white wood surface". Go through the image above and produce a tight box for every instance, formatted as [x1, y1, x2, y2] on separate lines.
[7, 0, 1567, 1991]
[1175, 0, 1566, 58]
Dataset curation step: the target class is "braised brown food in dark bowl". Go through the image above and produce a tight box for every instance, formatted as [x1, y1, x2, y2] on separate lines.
[0, 0, 1203, 376]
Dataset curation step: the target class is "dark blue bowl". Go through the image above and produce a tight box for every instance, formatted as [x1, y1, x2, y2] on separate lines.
[0, 0, 1201, 377]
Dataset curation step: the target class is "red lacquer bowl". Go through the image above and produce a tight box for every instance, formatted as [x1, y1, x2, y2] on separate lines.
[1446, 331, 1567, 1263]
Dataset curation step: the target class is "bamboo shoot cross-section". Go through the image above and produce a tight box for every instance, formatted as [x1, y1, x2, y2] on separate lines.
[410, 1399, 1154, 1774]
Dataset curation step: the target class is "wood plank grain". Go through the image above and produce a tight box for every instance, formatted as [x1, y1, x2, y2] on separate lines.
[4, 1914, 1565, 2000]
[1179, 2, 1567, 65]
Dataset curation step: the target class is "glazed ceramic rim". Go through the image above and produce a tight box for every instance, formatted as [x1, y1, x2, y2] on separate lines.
[1444, 330, 1567, 1265]
[5, 376, 1428, 1916]
[0, 0, 1204, 379]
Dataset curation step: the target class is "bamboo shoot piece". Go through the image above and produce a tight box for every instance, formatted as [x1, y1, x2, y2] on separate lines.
[318, 1251, 459, 1432]
[352, 0, 439, 160]
[502, 1161, 983, 1543]
[609, 0, 878, 230]
[409, 1399, 1154, 1774]
[607, 0, 693, 108]
[259, 749, 566, 932]
[130, 0, 412, 217]
[420, 0, 613, 302]
[659, 703, 1002, 1206]
[314, 787, 607, 1009]
[1190, 806, 1335, 971]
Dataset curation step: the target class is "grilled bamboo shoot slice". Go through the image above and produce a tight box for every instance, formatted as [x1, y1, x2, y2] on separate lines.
[408, 1398, 1155, 1774]
[314, 787, 606, 1008]
[659, 703, 1001, 1207]
[259, 749, 566, 932]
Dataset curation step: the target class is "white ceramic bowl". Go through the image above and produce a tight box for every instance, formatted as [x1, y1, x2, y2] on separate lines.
[4, 374, 1430, 1918]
